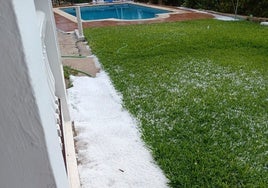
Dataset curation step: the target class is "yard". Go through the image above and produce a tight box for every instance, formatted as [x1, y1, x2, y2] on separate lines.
[84, 20, 268, 186]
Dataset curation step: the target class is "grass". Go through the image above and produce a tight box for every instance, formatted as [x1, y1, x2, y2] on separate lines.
[84, 20, 268, 187]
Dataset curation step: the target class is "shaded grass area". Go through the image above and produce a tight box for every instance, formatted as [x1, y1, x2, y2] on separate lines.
[84, 20, 268, 186]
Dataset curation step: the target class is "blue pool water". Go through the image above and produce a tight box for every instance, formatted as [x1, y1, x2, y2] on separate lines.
[61, 4, 170, 21]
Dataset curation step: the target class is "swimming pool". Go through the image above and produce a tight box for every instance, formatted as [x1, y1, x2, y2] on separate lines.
[61, 3, 170, 21]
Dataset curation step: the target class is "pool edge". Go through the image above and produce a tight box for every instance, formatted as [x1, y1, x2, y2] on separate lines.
[54, 2, 188, 23]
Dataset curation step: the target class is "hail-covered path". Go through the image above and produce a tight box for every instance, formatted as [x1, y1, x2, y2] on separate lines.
[68, 71, 168, 188]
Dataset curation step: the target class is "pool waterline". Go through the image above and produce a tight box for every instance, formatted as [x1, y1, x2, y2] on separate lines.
[57, 3, 177, 22]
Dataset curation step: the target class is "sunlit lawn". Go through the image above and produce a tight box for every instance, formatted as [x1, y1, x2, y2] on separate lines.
[84, 20, 268, 187]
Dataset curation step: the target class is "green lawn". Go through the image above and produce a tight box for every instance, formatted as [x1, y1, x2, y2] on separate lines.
[84, 20, 268, 187]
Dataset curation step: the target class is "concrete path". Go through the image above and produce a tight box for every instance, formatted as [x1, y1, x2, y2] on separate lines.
[54, 12, 78, 32]
[57, 31, 100, 77]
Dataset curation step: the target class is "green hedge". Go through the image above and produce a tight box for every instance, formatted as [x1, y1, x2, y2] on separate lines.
[143, 0, 268, 18]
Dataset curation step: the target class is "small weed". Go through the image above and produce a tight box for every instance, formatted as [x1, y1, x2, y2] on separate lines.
[63, 65, 93, 88]
[63, 65, 78, 88]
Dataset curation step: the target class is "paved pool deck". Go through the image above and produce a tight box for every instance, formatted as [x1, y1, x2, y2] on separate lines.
[54, 4, 213, 32]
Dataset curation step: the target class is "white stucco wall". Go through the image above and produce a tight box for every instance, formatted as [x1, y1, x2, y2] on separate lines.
[34, 0, 70, 121]
[0, 0, 68, 187]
